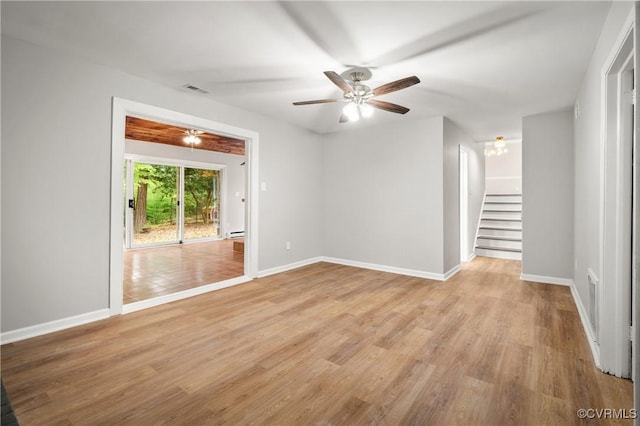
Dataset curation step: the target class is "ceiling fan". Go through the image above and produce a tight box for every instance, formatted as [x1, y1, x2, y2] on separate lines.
[293, 68, 420, 123]
[183, 129, 203, 145]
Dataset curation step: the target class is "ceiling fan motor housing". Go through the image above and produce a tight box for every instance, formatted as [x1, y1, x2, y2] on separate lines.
[350, 71, 365, 82]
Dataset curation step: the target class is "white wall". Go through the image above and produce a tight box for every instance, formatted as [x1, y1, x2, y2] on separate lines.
[443, 118, 485, 270]
[1, 36, 323, 332]
[223, 156, 247, 235]
[322, 117, 445, 274]
[125, 139, 246, 235]
[322, 116, 484, 276]
[522, 109, 574, 279]
[485, 141, 522, 195]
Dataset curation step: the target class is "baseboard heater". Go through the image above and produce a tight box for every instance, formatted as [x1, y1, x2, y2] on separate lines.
[228, 231, 245, 239]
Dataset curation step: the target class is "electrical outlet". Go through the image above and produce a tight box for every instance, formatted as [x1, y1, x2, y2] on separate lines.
[286, 241, 291, 250]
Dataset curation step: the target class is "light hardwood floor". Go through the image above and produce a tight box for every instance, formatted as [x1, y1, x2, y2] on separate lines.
[123, 239, 244, 304]
[1, 257, 633, 425]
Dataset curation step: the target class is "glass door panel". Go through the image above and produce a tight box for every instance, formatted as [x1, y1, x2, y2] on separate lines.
[183, 167, 220, 240]
[132, 162, 180, 246]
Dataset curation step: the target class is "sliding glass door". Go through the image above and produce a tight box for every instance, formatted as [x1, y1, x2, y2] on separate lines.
[124, 158, 223, 248]
[184, 167, 221, 241]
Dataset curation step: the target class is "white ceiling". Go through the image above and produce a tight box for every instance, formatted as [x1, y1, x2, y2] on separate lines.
[2, 1, 611, 142]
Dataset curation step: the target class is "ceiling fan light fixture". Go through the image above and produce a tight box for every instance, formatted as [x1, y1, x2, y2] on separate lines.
[183, 134, 201, 144]
[183, 129, 202, 145]
[360, 103, 374, 118]
[343, 102, 360, 122]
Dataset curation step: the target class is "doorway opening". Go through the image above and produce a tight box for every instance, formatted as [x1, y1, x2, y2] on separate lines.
[477, 139, 522, 260]
[121, 155, 243, 304]
[110, 98, 259, 315]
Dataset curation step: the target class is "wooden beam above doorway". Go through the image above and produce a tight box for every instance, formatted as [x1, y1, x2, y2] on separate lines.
[125, 116, 246, 156]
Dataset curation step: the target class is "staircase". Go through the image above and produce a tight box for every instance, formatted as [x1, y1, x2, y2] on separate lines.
[475, 193, 522, 260]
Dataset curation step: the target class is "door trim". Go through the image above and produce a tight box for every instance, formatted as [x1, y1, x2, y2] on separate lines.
[599, 13, 634, 377]
[110, 98, 259, 315]
[459, 146, 470, 263]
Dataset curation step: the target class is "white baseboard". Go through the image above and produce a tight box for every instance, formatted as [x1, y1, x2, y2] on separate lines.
[321, 257, 447, 281]
[259, 255, 459, 282]
[123, 275, 252, 314]
[1, 308, 110, 344]
[256, 256, 324, 278]
[466, 253, 477, 262]
[443, 264, 461, 280]
[569, 281, 601, 368]
[520, 273, 573, 286]
[2, 275, 255, 343]
[519, 272, 600, 367]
